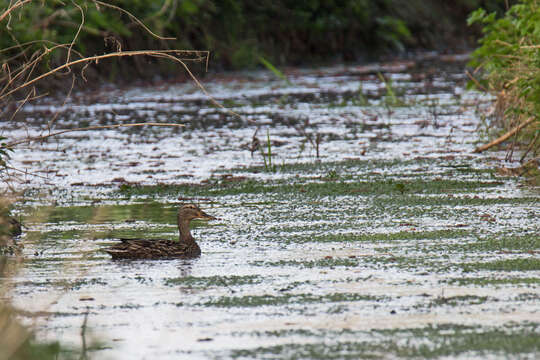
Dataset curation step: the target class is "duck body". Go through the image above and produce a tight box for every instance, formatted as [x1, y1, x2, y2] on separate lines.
[105, 238, 201, 260]
[105, 204, 215, 260]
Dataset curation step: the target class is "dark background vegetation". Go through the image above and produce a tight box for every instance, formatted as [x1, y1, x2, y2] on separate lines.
[1, 0, 509, 82]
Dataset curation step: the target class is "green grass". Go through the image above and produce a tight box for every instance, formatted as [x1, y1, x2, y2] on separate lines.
[361, 255, 451, 272]
[164, 275, 262, 287]
[420, 295, 491, 309]
[117, 177, 508, 198]
[228, 158, 421, 174]
[113, 157, 514, 200]
[225, 157, 489, 176]
[259, 257, 360, 268]
[195, 293, 384, 308]
[371, 195, 537, 207]
[462, 258, 540, 272]
[445, 277, 540, 287]
[231, 323, 540, 359]
[17, 278, 108, 290]
[286, 229, 471, 244]
[431, 234, 540, 253]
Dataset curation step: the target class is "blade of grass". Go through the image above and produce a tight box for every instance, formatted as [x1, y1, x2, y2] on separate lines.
[258, 55, 291, 85]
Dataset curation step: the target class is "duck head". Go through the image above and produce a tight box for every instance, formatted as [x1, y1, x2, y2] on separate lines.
[178, 204, 216, 221]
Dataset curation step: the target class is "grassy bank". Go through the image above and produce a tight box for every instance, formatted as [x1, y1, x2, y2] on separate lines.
[469, 0, 540, 175]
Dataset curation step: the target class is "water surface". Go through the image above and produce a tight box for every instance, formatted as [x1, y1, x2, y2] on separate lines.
[2, 55, 539, 359]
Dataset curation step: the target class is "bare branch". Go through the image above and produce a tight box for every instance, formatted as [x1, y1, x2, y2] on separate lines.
[473, 117, 536, 153]
[6, 123, 186, 148]
[67, 1, 85, 67]
[0, 49, 209, 100]
[0, 0, 33, 23]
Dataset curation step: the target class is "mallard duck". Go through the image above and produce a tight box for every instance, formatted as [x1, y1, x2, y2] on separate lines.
[105, 204, 216, 260]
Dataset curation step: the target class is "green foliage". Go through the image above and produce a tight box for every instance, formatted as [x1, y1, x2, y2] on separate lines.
[468, 0, 540, 153]
[375, 15, 412, 52]
[1, 0, 508, 73]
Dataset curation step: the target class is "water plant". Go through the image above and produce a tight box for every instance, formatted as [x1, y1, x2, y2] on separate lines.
[258, 56, 291, 85]
[12, 152, 540, 359]
[378, 72, 405, 107]
[231, 323, 540, 359]
[260, 129, 276, 173]
[354, 83, 370, 106]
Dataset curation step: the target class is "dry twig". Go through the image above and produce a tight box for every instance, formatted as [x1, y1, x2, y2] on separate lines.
[0, 0, 33, 23]
[1, 49, 208, 100]
[6, 122, 186, 148]
[473, 117, 535, 153]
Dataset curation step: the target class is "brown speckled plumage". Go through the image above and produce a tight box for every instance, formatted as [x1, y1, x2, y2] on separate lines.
[105, 204, 216, 260]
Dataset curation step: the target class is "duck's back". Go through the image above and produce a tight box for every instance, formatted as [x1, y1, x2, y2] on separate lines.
[105, 238, 201, 260]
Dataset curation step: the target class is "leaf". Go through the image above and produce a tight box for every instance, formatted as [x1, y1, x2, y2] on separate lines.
[258, 56, 291, 86]
[467, 8, 487, 26]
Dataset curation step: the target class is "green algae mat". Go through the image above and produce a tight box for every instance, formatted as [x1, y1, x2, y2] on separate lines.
[7, 156, 538, 359]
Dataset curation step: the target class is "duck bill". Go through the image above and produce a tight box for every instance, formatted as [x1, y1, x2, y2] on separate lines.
[198, 210, 216, 220]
